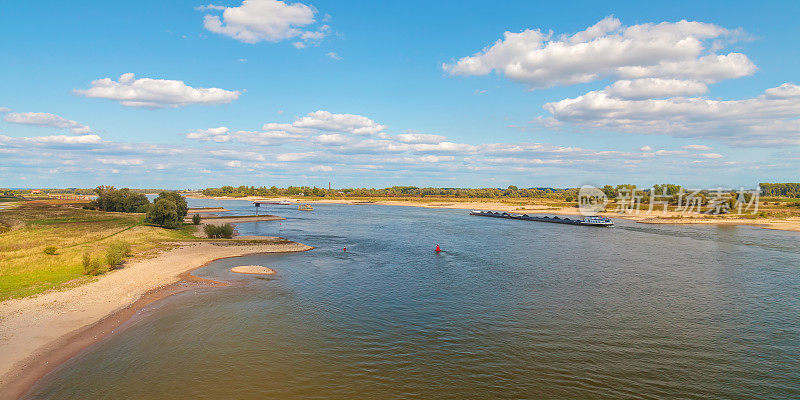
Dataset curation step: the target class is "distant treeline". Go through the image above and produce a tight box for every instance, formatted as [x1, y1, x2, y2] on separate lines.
[0, 188, 168, 196]
[759, 183, 800, 198]
[198, 183, 786, 205]
[200, 185, 578, 199]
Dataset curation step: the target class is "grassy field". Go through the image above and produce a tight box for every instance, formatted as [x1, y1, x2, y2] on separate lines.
[0, 200, 196, 300]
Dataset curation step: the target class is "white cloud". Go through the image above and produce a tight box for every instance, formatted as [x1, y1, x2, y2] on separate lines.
[606, 79, 708, 99]
[194, 4, 226, 11]
[293, 110, 386, 135]
[683, 144, 712, 150]
[309, 165, 333, 172]
[698, 153, 723, 158]
[393, 133, 447, 144]
[543, 83, 800, 146]
[326, 52, 341, 60]
[765, 83, 800, 99]
[186, 127, 231, 142]
[201, 0, 326, 45]
[4, 112, 91, 134]
[444, 16, 755, 90]
[0, 107, 10, 113]
[187, 126, 306, 145]
[96, 158, 144, 165]
[226, 160, 242, 168]
[277, 152, 314, 161]
[26, 134, 103, 144]
[75, 73, 241, 108]
[314, 133, 350, 145]
[639, 145, 652, 151]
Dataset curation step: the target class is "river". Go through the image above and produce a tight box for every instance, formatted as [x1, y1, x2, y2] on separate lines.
[26, 199, 800, 399]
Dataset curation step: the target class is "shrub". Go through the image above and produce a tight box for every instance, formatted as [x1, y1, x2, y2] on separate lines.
[82, 252, 92, 274]
[145, 198, 180, 228]
[83, 254, 104, 276]
[192, 213, 201, 225]
[89, 258, 104, 275]
[204, 223, 234, 239]
[106, 241, 131, 268]
[43, 246, 57, 255]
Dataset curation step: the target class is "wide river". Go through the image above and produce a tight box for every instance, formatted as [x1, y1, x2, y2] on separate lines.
[27, 200, 800, 399]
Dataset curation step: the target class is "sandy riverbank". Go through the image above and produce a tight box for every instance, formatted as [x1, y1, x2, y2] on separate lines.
[0, 239, 312, 399]
[184, 195, 800, 232]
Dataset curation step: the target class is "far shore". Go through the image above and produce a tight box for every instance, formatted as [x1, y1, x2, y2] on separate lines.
[183, 195, 800, 233]
[0, 239, 312, 400]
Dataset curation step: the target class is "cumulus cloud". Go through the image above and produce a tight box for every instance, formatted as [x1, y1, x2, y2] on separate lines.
[314, 133, 350, 145]
[186, 126, 305, 145]
[26, 134, 103, 144]
[326, 52, 341, 60]
[75, 73, 241, 108]
[200, 0, 327, 45]
[186, 127, 231, 142]
[606, 78, 708, 99]
[683, 144, 712, 150]
[543, 83, 800, 146]
[96, 158, 144, 165]
[293, 110, 386, 135]
[194, 4, 226, 11]
[4, 112, 91, 134]
[3, 125, 764, 187]
[698, 153, 723, 158]
[765, 83, 800, 99]
[444, 16, 755, 90]
[0, 107, 10, 113]
[393, 133, 447, 144]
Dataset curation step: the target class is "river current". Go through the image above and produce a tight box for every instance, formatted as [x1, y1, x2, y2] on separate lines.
[27, 199, 800, 399]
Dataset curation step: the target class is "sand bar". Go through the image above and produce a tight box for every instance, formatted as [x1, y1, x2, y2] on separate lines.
[186, 215, 284, 225]
[231, 265, 276, 275]
[0, 239, 312, 399]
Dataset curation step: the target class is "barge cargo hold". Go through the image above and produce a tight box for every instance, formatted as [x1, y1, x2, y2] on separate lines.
[469, 210, 614, 227]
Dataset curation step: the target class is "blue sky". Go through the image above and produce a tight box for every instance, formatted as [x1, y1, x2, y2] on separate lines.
[1, 0, 799, 189]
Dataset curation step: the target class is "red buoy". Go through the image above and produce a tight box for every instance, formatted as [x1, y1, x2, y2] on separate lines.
[343, 246, 347, 252]
[435, 245, 441, 252]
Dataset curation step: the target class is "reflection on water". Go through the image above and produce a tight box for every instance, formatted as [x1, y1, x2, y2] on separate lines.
[28, 201, 800, 399]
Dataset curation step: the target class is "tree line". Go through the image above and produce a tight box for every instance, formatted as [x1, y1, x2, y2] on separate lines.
[759, 183, 800, 198]
[201, 185, 576, 199]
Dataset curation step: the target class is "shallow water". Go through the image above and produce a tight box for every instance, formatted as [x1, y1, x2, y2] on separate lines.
[27, 201, 800, 399]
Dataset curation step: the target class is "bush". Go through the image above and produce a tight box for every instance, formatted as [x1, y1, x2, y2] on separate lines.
[82, 252, 92, 274]
[192, 213, 201, 225]
[43, 246, 57, 255]
[83, 253, 104, 276]
[145, 198, 180, 228]
[106, 241, 131, 268]
[89, 259, 104, 275]
[204, 223, 234, 238]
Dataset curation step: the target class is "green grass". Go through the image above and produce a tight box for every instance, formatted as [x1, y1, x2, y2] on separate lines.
[0, 200, 196, 300]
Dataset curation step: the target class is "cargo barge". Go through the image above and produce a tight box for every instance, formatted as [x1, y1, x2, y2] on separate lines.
[469, 210, 613, 227]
